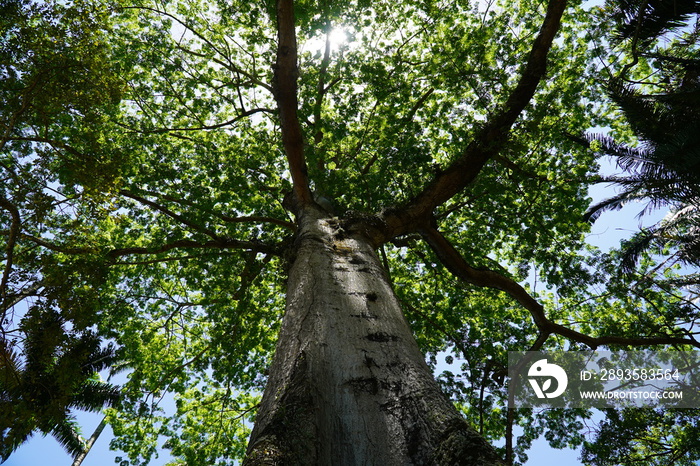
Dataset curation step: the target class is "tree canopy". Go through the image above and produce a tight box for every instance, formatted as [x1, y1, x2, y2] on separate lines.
[1, 0, 699, 464]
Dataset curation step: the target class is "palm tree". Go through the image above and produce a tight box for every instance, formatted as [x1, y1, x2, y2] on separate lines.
[584, 0, 700, 272]
[0, 308, 121, 460]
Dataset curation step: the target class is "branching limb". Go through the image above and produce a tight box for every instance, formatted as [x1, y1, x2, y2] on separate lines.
[1, 280, 42, 315]
[119, 5, 272, 92]
[312, 20, 333, 147]
[419, 224, 700, 350]
[379, 0, 568, 241]
[2, 231, 280, 259]
[5, 136, 88, 159]
[219, 214, 296, 230]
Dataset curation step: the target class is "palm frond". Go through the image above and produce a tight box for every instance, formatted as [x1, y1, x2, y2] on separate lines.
[585, 187, 649, 222]
[48, 417, 85, 459]
[619, 227, 664, 273]
[607, 79, 678, 144]
[70, 379, 121, 412]
[0, 338, 22, 394]
[612, 0, 700, 45]
[0, 398, 37, 462]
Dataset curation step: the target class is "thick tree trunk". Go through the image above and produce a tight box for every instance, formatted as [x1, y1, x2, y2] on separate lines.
[244, 208, 503, 465]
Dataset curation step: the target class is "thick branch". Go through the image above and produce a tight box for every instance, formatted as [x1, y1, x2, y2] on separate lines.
[419, 225, 700, 350]
[312, 20, 333, 146]
[379, 0, 568, 241]
[274, 0, 312, 209]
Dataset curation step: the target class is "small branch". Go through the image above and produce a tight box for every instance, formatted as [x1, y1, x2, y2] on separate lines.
[124, 188, 295, 230]
[120, 190, 220, 240]
[122, 108, 275, 135]
[312, 20, 333, 146]
[4, 136, 87, 159]
[1, 280, 42, 315]
[0, 231, 94, 255]
[218, 214, 296, 230]
[108, 237, 280, 259]
[492, 154, 550, 183]
[404, 88, 434, 122]
[619, 0, 650, 77]
[120, 5, 272, 93]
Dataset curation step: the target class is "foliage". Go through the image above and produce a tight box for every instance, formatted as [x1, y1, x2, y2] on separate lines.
[0, 0, 698, 464]
[583, 0, 700, 272]
[582, 408, 700, 466]
[577, 0, 700, 464]
[0, 308, 121, 459]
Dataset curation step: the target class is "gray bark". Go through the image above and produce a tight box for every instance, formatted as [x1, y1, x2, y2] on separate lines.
[245, 209, 503, 465]
[72, 416, 107, 466]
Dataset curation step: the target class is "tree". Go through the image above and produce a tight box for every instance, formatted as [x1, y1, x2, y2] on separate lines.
[1, 0, 124, 460]
[574, 1, 700, 464]
[582, 0, 700, 273]
[1, 0, 699, 465]
[0, 309, 121, 460]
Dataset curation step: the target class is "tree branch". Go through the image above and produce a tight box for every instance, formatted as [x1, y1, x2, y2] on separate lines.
[5, 136, 87, 158]
[312, 20, 333, 147]
[419, 224, 700, 350]
[123, 188, 296, 230]
[120, 108, 275, 134]
[107, 237, 280, 259]
[218, 214, 296, 230]
[1, 280, 42, 315]
[2, 230, 280, 260]
[274, 0, 313, 209]
[379, 0, 568, 241]
[119, 5, 272, 92]
[120, 190, 220, 240]
[0, 197, 21, 303]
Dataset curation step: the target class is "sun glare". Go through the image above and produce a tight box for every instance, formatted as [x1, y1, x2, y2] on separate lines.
[328, 28, 347, 50]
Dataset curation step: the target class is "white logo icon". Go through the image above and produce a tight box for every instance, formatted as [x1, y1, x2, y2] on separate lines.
[528, 359, 568, 398]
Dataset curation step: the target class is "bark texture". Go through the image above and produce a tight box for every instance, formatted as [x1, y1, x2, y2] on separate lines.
[245, 209, 503, 465]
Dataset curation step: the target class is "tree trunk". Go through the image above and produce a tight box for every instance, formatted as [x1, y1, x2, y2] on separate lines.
[244, 208, 503, 465]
